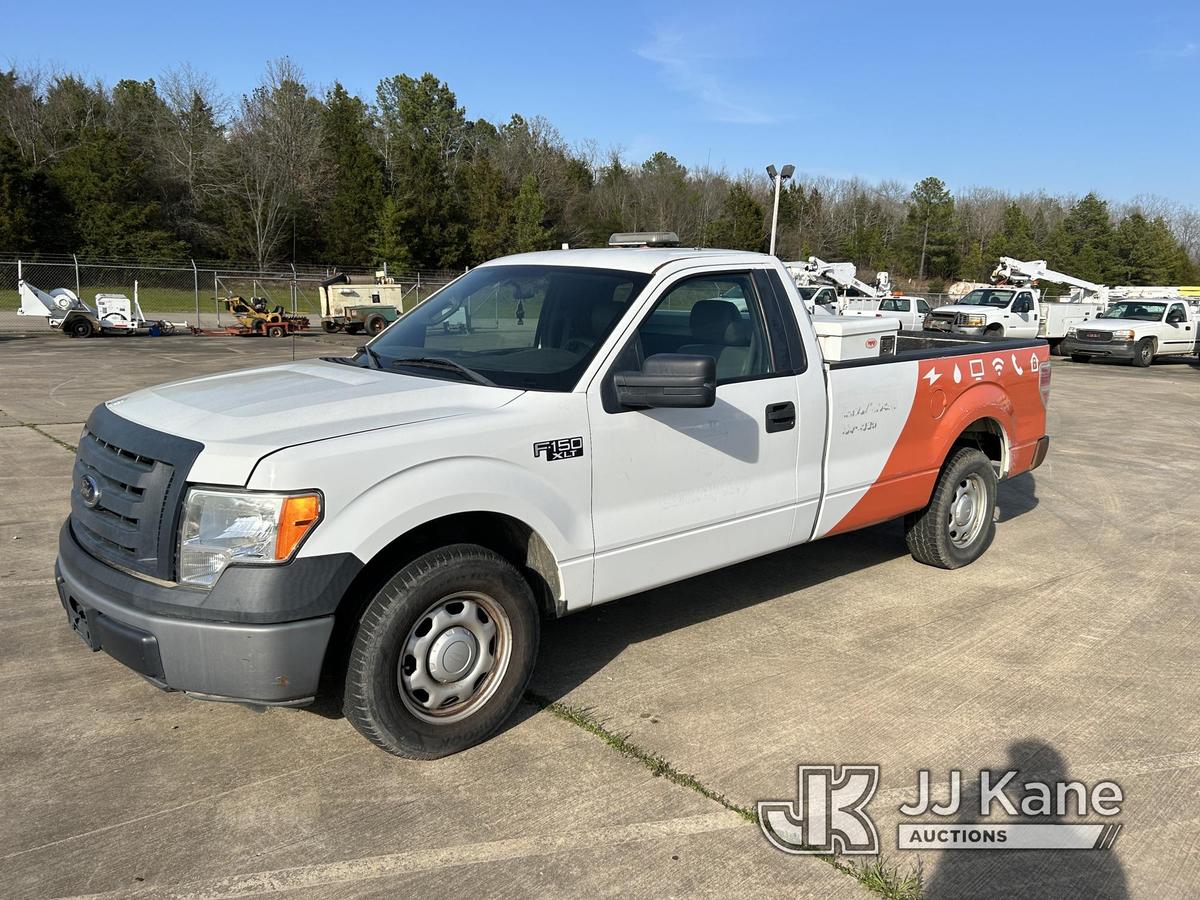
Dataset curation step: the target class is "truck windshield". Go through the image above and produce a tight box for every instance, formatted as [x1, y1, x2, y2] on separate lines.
[1099, 302, 1167, 321]
[956, 289, 1014, 308]
[355, 265, 649, 391]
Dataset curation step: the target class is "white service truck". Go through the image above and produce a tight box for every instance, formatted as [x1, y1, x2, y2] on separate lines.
[55, 238, 1051, 758]
[1061, 298, 1200, 366]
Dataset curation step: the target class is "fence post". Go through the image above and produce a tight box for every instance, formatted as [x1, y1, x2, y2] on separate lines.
[290, 263, 298, 315]
[214, 271, 219, 326]
[191, 259, 199, 326]
[72, 253, 80, 297]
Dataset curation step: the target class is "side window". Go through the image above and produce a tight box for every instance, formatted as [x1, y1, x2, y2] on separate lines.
[1169, 303, 1187, 322]
[634, 273, 775, 384]
[1015, 292, 1034, 313]
[918, 299, 931, 314]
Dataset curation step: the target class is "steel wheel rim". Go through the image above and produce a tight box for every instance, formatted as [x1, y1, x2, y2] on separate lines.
[947, 473, 988, 549]
[398, 591, 512, 724]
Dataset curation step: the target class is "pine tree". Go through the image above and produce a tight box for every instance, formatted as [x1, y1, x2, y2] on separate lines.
[705, 183, 766, 251]
[899, 177, 958, 280]
[370, 195, 413, 271]
[984, 203, 1039, 263]
[319, 83, 383, 265]
[465, 156, 509, 261]
[1046, 194, 1116, 284]
[509, 175, 551, 253]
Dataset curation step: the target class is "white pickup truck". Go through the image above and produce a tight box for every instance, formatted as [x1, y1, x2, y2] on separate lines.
[842, 296, 934, 331]
[1061, 298, 1200, 366]
[56, 244, 1051, 758]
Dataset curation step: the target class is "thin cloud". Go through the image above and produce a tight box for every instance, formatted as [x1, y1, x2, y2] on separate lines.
[637, 28, 782, 125]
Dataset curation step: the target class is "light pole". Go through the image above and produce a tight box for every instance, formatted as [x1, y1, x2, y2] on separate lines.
[766, 163, 795, 256]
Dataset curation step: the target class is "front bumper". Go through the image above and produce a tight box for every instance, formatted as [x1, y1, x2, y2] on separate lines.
[1061, 338, 1136, 359]
[56, 522, 348, 705]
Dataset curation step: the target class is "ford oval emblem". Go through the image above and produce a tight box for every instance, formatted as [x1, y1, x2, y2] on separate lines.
[866, 338, 878, 349]
[79, 474, 101, 509]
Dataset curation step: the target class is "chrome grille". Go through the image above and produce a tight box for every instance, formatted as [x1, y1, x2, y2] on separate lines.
[1077, 329, 1111, 342]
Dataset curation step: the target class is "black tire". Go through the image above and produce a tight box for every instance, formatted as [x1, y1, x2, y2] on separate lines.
[1131, 337, 1154, 368]
[365, 314, 387, 335]
[1071, 354, 1090, 363]
[322, 320, 341, 334]
[905, 447, 997, 569]
[1048, 340, 1065, 357]
[68, 317, 94, 338]
[985, 325, 1005, 340]
[343, 544, 540, 758]
[266, 324, 286, 338]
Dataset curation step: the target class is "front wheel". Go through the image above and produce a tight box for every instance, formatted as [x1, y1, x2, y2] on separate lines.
[343, 545, 540, 758]
[1131, 337, 1154, 368]
[905, 447, 997, 569]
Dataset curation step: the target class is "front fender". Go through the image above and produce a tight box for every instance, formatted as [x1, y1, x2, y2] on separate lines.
[302, 455, 590, 567]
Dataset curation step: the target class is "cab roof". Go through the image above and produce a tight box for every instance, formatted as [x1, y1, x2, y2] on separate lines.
[478, 247, 777, 274]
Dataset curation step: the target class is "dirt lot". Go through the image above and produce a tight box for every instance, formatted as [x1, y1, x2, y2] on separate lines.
[1, 332, 1198, 899]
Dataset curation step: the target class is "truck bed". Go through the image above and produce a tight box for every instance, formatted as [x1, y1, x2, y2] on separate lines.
[814, 331, 1048, 540]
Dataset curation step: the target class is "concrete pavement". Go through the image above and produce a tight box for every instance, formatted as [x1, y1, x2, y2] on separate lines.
[2, 332, 1198, 898]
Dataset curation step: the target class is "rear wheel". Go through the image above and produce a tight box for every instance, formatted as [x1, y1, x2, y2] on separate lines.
[905, 447, 997, 569]
[266, 324, 286, 338]
[365, 314, 388, 336]
[1131, 337, 1154, 367]
[343, 544, 539, 758]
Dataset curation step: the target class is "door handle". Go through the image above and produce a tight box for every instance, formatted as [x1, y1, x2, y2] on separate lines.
[765, 401, 796, 433]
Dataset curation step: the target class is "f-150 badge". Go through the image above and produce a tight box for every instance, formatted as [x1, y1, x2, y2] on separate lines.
[534, 437, 584, 461]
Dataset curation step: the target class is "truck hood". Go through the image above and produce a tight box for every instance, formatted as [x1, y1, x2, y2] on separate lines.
[930, 304, 997, 316]
[1077, 318, 1153, 331]
[105, 359, 522, 483]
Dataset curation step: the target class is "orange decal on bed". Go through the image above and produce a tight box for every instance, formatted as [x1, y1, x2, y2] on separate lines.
[827, 345, 1049, 536]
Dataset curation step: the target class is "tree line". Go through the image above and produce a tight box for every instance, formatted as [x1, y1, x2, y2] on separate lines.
[2, 61, 1198, 289]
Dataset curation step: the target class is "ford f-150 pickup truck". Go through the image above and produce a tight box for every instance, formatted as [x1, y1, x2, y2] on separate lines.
[56, 244, 1051, 758]
[1061, 298, 1200, 366]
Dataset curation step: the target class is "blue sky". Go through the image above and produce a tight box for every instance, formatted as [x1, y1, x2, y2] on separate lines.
[9, 0, 1200, 203]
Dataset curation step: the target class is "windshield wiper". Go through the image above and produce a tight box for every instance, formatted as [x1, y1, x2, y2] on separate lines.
[355, 344, 382, 369]
[391, 356, 496, 387]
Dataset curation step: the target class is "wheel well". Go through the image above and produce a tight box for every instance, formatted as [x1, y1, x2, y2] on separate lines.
[318, 512, 562, 697]
[951, 418, 1007, 476]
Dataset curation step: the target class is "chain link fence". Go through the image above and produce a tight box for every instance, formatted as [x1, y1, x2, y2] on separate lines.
[0, 253, 461, 334]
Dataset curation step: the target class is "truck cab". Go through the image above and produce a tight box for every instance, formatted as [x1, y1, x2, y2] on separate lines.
[842, 295, 932, 331]
[925, 287, 1040, 339]
[1062, 298, 1199, 367]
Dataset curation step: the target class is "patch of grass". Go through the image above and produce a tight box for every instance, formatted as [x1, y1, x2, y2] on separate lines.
[525, 691, 752, 820]
[23, 423, 77, 453]
[527, 691, 924, 899]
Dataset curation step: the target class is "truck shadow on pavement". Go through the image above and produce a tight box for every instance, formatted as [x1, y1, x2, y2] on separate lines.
[921, 738, 1129, 900]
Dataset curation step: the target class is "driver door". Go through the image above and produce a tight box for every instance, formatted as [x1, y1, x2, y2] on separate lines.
[586, 268, 810, 605]
[1008, 291, 1039, 337]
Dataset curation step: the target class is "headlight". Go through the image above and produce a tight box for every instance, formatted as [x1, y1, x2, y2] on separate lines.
[178, 489, 321, 586]
[1066, 326, 1077, 337]
[958, 314, 986, 327]
[1110, 329, 1135, 341]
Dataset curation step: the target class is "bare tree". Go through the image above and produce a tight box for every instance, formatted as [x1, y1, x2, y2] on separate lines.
[220, 59, 324, 268]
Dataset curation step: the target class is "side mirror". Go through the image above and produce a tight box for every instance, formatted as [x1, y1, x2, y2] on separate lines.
[1167, 312, 1184, 325]
[614, 354, 716, 409]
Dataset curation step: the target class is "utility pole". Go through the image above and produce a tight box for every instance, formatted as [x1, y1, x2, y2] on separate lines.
[766, 164, 795, 256]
